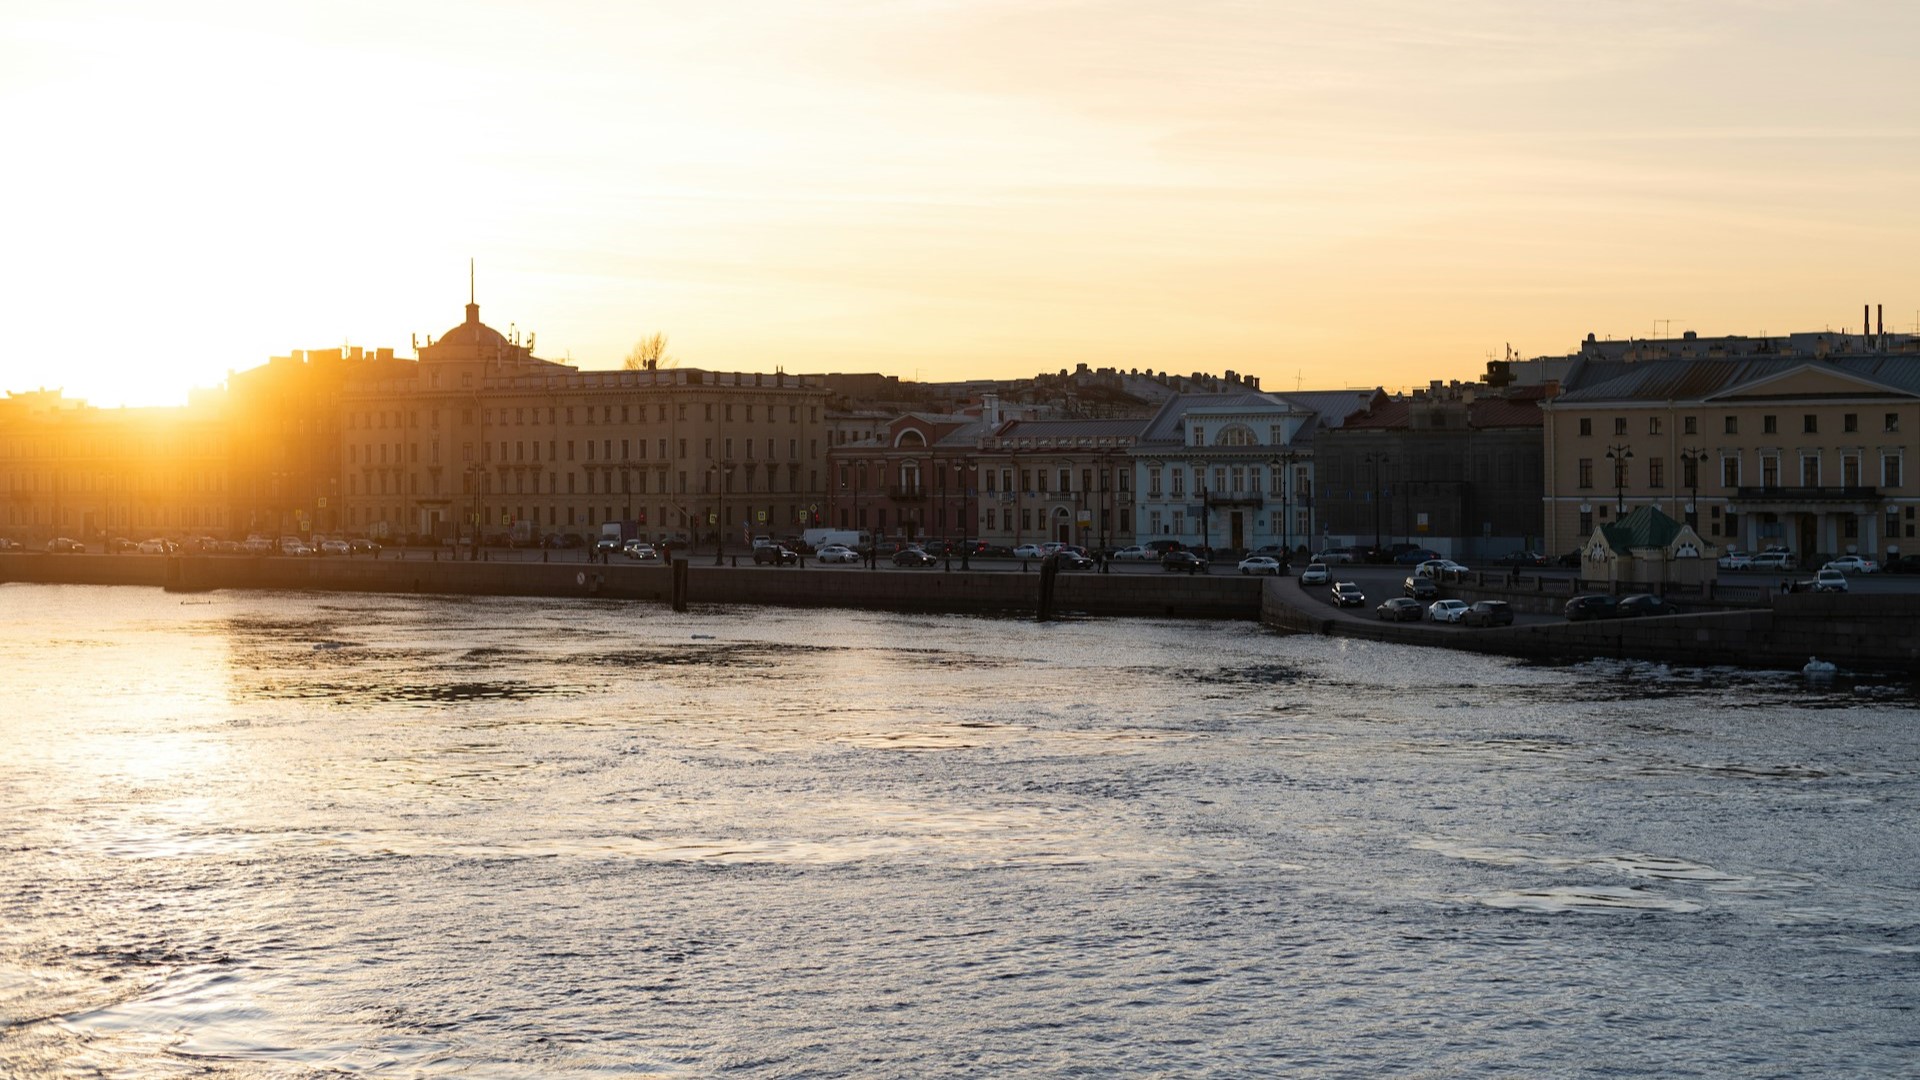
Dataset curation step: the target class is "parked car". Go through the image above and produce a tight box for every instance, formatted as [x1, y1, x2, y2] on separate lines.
[1617, 594, 1678, 617]
[1882, 554, 1920, 574]
[1111, 545, 1156, 562]
[348, 538, 381, 555]
[136, 538, 170, 554]
[1426, 599, 1470, 623]
[1052, 549, 1095, 571]
[816, 544, 859, 564]
[754, 545, 800, 566]
[1330, 581, 1366, 607]
[892, 547, 938, 568]
[1555, 550, 1583, 568]
[1238, 555, 1284, 576]
[320, 539, 352, 556]
[1490, 550, 1545, 568]
[1824, 556, 1879, 575]
[1717, 549, 1753, 570]
[1810, 568, 1848, 593]
[1146, 539, 1187, 554]
[1298, 562, 1330, 585]
[1313, 548, 1356, 564]
[1395, 548, 1442, 565]
[45, 537, 85, 553]
[1403, 576, 1438, 600]
[1162, 550, 1206, 574]
[1565, 594, 1620, 621]
[1012, 544, 1045, 560]
[1463, 600, 1514, 627]
[1750, 551, 1796, 571]
[281, 540, 314, 557]
[1416, 559, 1469, 580]
[1376, 597, 1424, 622]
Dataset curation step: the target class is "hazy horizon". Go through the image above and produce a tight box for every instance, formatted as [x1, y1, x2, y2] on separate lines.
[5, 1, 1917, 408]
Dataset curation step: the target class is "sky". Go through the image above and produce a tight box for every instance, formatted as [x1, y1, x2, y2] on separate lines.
[3, 0, 1918, 407]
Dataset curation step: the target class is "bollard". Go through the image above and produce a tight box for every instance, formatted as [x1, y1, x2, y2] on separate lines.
[672, 558, 689, 612]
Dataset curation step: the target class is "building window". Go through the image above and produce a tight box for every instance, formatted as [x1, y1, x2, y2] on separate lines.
[1721, 457, 1740, 487]
[1648, 457, 1665, 489]
[1803, 414, 1818, 435]
[1844, 413, 1859, 433]
[1683, 416, 1697, 435]
[1191, 426, 1204, 446]
[1763, 415, 1777, 435]
[1148, 468, 1162, 497]
[1843, 454, 1860, 488]
[1682, 455, 1699, 490]
[1613, 417, 1628, 436]
[1886, 412, 1900, 433]
[1724, 416, 1738, 435]
[1578, 418, 1592, 437]
[1171, 470, 1185, 497]
[1844, 515, 1858, 540]
[1577, 458, 1593, 489]
[1579, 510, 1593, 536]
[1649, 417, 1663, 436]
[1761, 456, 1779, 488]
[1884, 455, 1903, 488]
[1800, 456, 1819, 487]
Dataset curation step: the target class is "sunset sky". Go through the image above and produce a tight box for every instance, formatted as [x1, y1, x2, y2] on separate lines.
[4, 1, 1917, 408]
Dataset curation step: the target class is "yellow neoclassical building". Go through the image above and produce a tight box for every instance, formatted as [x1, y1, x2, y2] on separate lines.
[335, 301, 833, 545]
[1542, 355, 1920, 562]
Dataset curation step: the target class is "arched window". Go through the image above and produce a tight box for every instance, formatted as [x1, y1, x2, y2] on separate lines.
[1215, 424, 1257, 446]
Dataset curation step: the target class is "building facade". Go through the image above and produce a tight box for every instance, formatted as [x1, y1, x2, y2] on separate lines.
[1315, 385, 1547, 559]
[1542, 355, 1920, 561]
[1, 389, 228, 544]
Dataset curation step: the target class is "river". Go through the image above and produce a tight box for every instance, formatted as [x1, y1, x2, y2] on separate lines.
[1, 584, 1914, 1077]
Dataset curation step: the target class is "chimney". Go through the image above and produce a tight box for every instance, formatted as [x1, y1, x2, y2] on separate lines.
[1865, 303, 1871, 341]
[1878, 304, 1884, 338]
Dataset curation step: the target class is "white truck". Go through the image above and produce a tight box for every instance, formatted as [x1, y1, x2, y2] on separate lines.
[802, 528, 870, 553]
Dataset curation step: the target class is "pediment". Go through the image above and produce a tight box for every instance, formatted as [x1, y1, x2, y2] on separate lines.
[1707, 363, 1916, 402]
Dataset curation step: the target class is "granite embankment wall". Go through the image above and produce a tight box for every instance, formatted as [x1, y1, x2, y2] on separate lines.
[0, 554, 1264, 621]
[1260, 579, 1920, 675]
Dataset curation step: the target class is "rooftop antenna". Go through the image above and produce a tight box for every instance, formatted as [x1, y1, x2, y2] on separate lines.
[469, 257, 475, 305]
[1295, 369, 1303, 392]
[1655, 319, 1672, 339]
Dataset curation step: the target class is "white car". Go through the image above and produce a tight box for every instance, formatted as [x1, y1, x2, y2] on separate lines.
[1237, 555, 1283, 576]
[1416, 559, 1469, 579]
[319, 539, 352, 556]
[1013, 544, 1045, 559]
[1299, 562, 1331, 585]
[135, 538, 169, 554]
[1718, 551, 1753, 570]
[1427, 599, 1470, 623]
[1112, 545, 1155, 561]
[1313, 549, 1355, 564]
[1750, 552, 1796, 571]
[1811, 568, 1849, 593]
[816, 544, 859, 563]
[1824, 556, 1878, 575]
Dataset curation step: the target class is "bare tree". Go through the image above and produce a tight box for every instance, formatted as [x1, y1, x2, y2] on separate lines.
[623, 332, 676, 371]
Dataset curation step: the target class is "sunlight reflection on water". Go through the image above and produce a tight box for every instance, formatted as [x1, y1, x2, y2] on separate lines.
[2, 584, 1917, 1078]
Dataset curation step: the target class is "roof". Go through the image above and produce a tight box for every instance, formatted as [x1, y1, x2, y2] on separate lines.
[1599, 505, 1686, 552]
[1556, 354, 1920, 404]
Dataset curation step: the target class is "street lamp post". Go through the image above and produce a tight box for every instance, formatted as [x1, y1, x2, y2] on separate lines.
[1199, 486, 1212, 570]
[1606, 443, 1634, 516]
[1680, 446, 1707, 530]
[1364, 451, 1388, 557]
[958, 458, 975, 570]
[710, 462, 724, 565]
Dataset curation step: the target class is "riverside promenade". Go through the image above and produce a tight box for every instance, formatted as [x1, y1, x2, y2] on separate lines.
[7, 552, 1916, 674]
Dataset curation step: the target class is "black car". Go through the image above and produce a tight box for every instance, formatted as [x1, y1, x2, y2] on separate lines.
[1404, 575, 1438, 600]
[1052, 550, 1095, 571]
[753, 545, 799, 566]
[1617, 594, 1677, 618]
[1564, 594, 1619, 621]
[891, 547, 937, 567]
[1491, 551, 1546, 568]
[1161, 550, 1206, 573]
[1463, 600, 1514, 627]
[1882, 555, 1920, 574]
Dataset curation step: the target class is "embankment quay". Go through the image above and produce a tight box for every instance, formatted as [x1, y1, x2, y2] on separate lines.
[5, 553, 1917, 675]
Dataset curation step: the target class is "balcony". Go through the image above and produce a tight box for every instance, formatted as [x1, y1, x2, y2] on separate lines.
[1733, 485, 1880, 502]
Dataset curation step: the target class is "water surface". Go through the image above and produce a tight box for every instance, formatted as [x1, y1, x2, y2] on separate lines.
[2, 585, 1915, 1076]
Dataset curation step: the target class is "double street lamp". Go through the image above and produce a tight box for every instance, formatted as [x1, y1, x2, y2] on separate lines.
[1606, 443, 1634, 516]
[1680, 446, 1708, 529]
